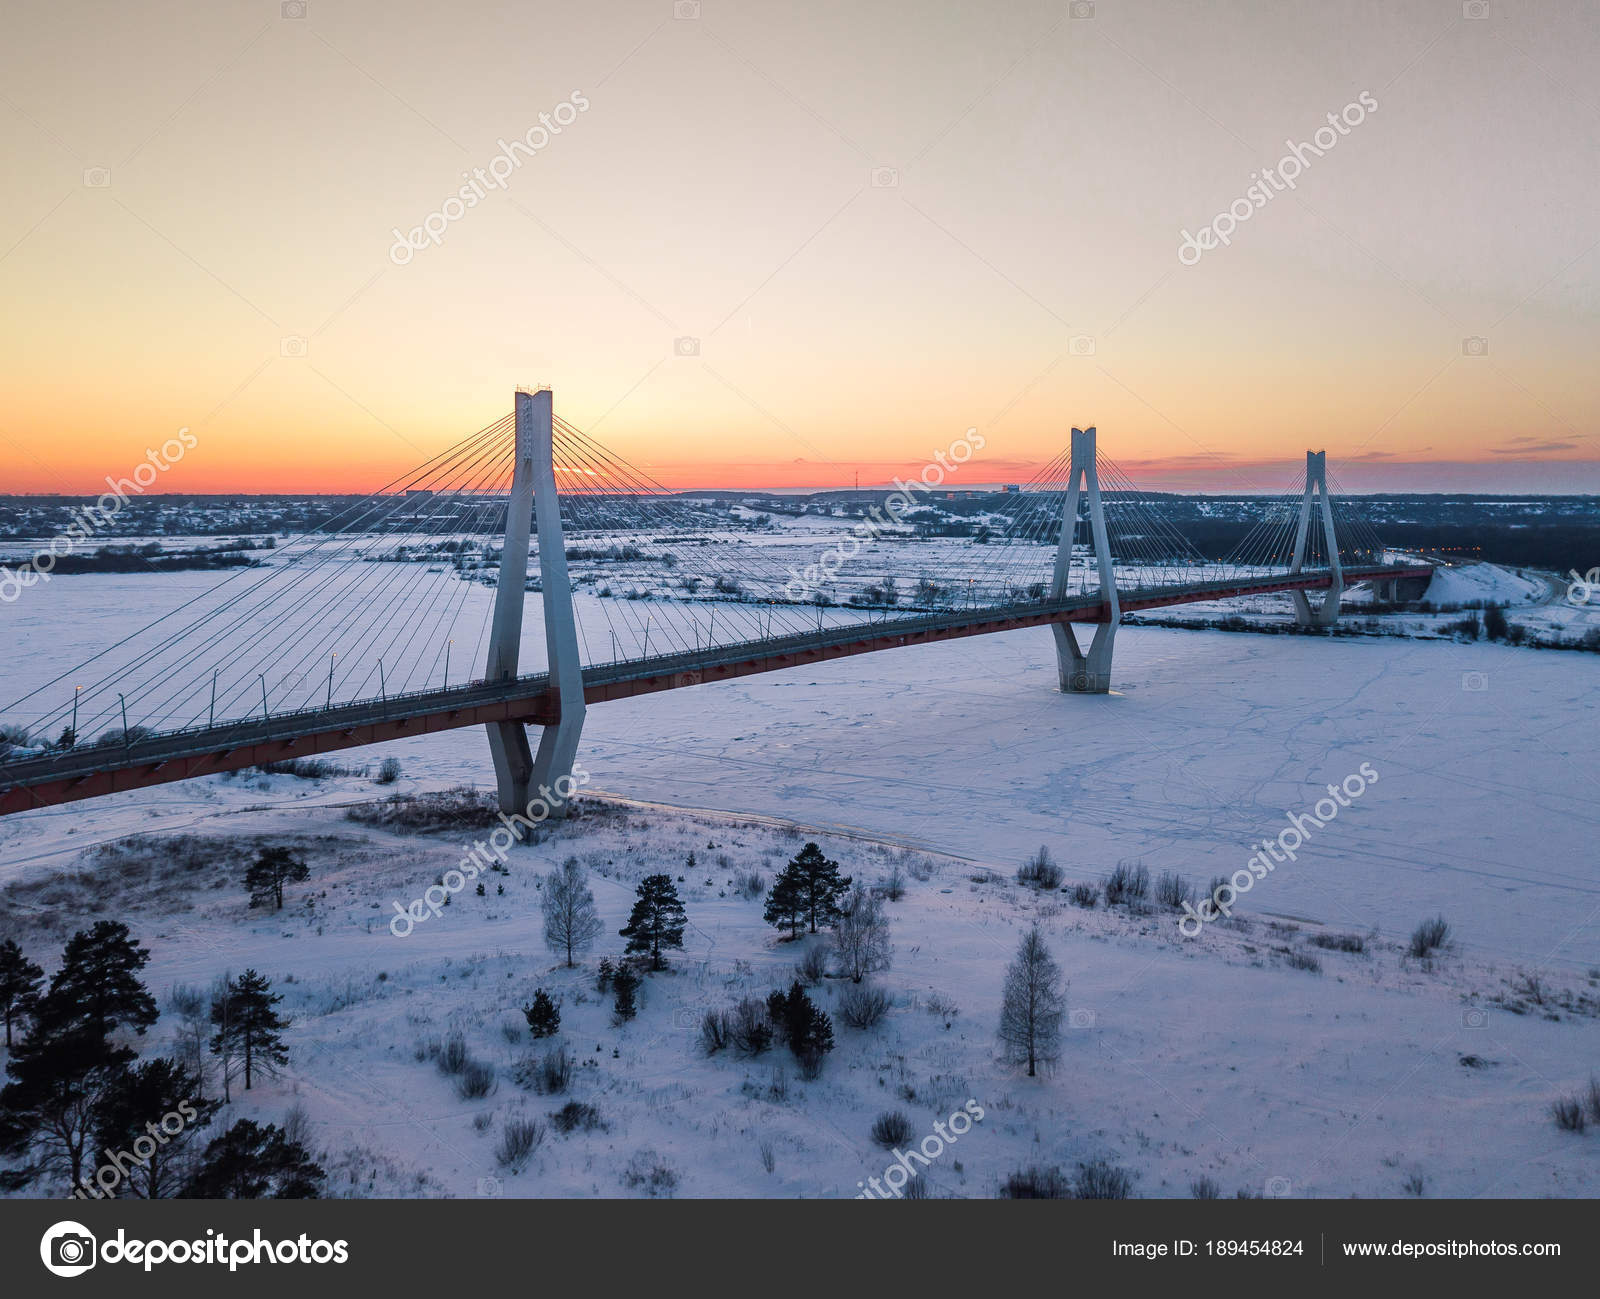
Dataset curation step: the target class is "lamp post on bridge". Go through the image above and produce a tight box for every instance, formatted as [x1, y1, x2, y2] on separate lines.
[327, 653, 337, 708]
[71, 686, 79, 746]
[444, 639, 452, 690]
[260, 674, 269, 721]
[117, 693, 129, 749]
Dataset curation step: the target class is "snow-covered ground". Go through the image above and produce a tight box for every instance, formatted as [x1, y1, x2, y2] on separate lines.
[2, 565, 1598, 1199]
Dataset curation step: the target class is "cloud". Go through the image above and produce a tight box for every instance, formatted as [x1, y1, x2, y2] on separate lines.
[1490, 441, 1578, 454]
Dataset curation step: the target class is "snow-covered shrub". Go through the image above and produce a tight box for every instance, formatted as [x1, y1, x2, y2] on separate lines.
[794, 944, 829, 986]
[1016, 846, 1063, 890]
[496, 1117, 546, 1170]
[514, 1044, 573, 1095]
[1552, 1095, 1587, 1133]
[434, 1033, 469, 1076]
[870, 1111, 914, 1149]
[455, 1060, 497, 1099]
[550, 1101, 603, 1134]
[622, 1149, 678, 1197]
[1103, 860, 1150, 907]
[1409, 915, 1450, 959]
[699, 1009, 733, 1055]
[839, 983, 890, 1030]
[999, 1166, 1071, 1198]
[1075, 1160, 1134, 1199]
[1155, 871, 1194, 910]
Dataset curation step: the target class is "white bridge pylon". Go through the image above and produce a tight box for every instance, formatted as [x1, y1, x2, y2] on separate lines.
[1289, 449, 1343, 628]
[1049, 425, 1119, 693]
[484, 387, 585, 817]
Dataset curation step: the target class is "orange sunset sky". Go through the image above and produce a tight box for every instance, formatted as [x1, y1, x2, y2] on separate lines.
[2, 0, 1597, 495]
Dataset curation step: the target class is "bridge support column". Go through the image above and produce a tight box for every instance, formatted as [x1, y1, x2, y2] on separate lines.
[1288, 449, 1344, 628]
[485, 388, 586, 817]
[1049, 426, 1120, 692]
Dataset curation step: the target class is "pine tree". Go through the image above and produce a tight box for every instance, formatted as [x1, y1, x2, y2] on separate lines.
[92, 1058, 220, 1198]
[766, 981, 834, 1060]
[762, 867, 806, 939]
[772, 843, 851, 934]
[523, 989, 561, 1038]
[0, 939, 43, 1048]
[612, 966, 640, 1022]
[244, 846, 310, 912]
[181, 1119, 324, 1199]
[542, 857, 603, 967]
[619, 874, 687, 971]
[596, 957, 616, 992]
[44, 921, 157, 1041]
[210, 970, 289, 1097]
[998, 925, 1065, 1078]
[0, 1019, 132, 1192]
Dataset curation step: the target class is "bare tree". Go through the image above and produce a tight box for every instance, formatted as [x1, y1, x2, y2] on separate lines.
[167, 984, 214, 1100]
[832, 884, 892, 983]
[998, 925, 1065, 1077]
[542, 857, 603, 967]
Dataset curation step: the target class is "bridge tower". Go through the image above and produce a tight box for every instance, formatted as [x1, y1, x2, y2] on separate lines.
[484, 388, 586, 816]
[1288, 449, 1343, 628]
[1050, 426, 1120, 692]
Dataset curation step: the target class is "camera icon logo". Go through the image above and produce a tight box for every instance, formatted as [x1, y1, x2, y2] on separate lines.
[1462, 335, 1488, 356]
[282, 0, 308, 16]
[674, 336, 700, 357]
[1462, 1007, 1489, 1029]
[1462, 0, 1489, 18]
[280, 335, 308, 358]
[1264, 1175, 1292, 1198]
[477, 1175, 503, 1197]
[82, 168, 111, 188]
[1070, 0, 1096, 17]
[870, 167, 899, 188]
[1461, 671, 1488, 692]
[41, 1222, 97, 1277]
[1068, 1007, 1096, 1029]
[1068, 334, 1096, 357]
[674, 0, 701, 19]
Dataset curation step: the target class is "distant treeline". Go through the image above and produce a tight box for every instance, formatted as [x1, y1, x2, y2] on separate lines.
[1175, 521, 1600, 571]
[26, 542, 257, 576]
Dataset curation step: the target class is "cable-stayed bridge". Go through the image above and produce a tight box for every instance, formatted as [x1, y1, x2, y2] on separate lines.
[0, 389, 1431, 817]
